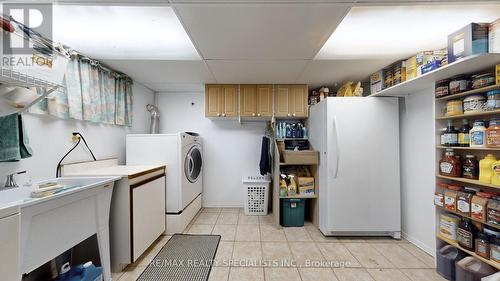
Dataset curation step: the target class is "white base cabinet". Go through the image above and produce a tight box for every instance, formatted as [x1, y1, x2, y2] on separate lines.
[0, 207, 20, 281]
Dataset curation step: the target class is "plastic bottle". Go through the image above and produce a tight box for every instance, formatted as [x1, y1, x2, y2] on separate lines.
[491, 159, 500, 186]
[479, 154, 498, 184]
[287, 175, 297, 196]
[458, 119, 471, 147]
[279, 174, 288, 197]
[470, 120, 486, 147]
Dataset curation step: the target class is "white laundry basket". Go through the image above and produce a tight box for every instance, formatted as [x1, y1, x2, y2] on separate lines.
[242, 175, 271, 216]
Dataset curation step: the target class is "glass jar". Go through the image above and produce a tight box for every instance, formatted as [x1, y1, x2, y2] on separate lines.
[470, 121, 486, 148]
[442, 120, 459, 147]
[462, 154, 479, 180]
[458, 119, 471, 147]
[457, 218, 478, 251]
[440, 149, 462, 177]
[487, 90, 500, 111]
[475, 233, 491, 259]
[486, 119, 500, 148]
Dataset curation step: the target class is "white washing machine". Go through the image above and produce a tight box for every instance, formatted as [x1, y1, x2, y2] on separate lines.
[126, 132, 203, 233]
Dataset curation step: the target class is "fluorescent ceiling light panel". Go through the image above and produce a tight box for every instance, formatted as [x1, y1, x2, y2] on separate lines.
[316, 5, 500, 60]
[53, 5, 200, 60]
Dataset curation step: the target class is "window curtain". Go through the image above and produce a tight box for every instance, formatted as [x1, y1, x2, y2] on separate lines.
[30, 55, 133, 126]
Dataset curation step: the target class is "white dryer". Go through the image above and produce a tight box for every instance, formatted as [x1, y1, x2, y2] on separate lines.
[126, 132, 203, 233]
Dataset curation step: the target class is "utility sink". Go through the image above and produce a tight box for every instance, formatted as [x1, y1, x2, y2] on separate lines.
[0, 176, 120, 281]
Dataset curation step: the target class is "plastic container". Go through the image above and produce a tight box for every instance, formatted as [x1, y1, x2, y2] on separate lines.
[455, 256, 496, 281]
[439, 213, 460, 241]
[463, 95, 486, 115]
[436, 245, 467, 280]
[55, 262, 103, 281]
[242, 175, 271, 216]
[280, 198, 305, 227]
[470, 121, 486, 148]
[446, 100, 464, 116]
[479, 154, 498, 184]
[486, 119, 500, 148]
[486, 90, 500, 111]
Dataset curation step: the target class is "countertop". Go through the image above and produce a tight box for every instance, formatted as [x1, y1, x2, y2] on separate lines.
[67, 165, 165, 178]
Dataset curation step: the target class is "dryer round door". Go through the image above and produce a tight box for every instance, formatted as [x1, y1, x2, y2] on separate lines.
[185, 145, 202, 183]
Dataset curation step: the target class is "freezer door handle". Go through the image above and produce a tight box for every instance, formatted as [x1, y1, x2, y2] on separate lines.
[331, 115, 340, 179]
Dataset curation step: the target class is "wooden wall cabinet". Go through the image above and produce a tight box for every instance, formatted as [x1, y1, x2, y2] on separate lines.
[205, 84, 238, 118]
[240, 84, 273, 117]
[274, 84, 308, 118]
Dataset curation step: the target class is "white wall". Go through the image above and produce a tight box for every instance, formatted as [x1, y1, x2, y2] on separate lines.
[156, 92, 266, 207]
[0, 83, 154, 183]
[399, 87, 436, 255]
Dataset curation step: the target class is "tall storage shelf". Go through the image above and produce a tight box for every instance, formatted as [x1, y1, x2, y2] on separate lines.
[434, 58, 500, 271]
[272, 140, 320, 227]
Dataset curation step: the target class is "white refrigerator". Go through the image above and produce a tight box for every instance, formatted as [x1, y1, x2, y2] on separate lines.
[309, 97, 401, 238]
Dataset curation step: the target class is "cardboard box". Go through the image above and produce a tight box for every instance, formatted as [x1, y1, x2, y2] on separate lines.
[496, 64, 500, 85]
[283, 150, 319, 165]
[393, 60, 406, 85]
[416, 49, 447, 75]
[370, 70, 384, 94]
[490, 18, 500, 53]
[298, 177, 315, 196]
[448, 23, 489, 64]
[405, 56, 418, 80]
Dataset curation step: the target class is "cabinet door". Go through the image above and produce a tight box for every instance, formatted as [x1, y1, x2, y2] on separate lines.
[222, 85, 238, 117]
[290, 85, 308, 117]
[205, 85, 222, 117]
[240, 85, 257, 117]
[256, 85, 273, 117]
[0, 213, 20, 281]
[274, 85, 290, 117]
[132, 176, 166, 261]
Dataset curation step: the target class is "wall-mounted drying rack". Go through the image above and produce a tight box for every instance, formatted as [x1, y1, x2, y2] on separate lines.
[0, 67, 63, 118]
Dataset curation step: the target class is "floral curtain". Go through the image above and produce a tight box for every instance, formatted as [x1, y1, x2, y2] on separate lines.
[30, 55, 133, 126]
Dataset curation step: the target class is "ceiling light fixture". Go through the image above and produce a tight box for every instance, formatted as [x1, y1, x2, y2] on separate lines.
[315, 5, 500, 60]
[53, 5, 200, 60]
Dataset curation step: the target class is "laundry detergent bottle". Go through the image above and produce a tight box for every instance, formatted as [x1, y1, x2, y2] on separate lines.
[479, 154, 498, 184]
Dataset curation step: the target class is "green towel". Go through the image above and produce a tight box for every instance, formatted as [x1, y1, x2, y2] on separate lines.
[0, 113, 33, 162]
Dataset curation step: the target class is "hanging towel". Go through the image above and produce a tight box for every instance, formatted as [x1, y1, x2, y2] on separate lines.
[0, 113, 33, 162]
[259, 136, 271, 176]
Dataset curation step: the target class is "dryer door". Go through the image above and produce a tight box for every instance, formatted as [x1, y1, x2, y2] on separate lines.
[185, 145, 202, 183]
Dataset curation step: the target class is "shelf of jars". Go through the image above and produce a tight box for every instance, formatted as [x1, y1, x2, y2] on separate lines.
[435, 61, 500, 274]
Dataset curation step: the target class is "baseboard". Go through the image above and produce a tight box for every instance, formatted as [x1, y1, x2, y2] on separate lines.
[165, 194, 202, 234]
[402, 231, 435, 257]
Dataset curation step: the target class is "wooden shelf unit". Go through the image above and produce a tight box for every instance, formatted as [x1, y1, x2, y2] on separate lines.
[434, 57, 500, 273]
[437, 235, 500, 270]
[272, 140, 319, 227]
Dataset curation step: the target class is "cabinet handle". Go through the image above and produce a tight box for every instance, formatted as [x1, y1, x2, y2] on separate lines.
[252, 113, 256, 117]
[222, 113, 226, 117]
[217, 113, 221, 117]
[292, 113, 296, 117]
[257, 113, 261, 117]
[287, 113, 291, 117]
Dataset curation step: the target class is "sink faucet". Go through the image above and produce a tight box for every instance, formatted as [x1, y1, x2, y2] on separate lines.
[4, 171, 26, 189]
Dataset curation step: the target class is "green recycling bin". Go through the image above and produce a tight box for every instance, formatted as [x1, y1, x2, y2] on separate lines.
[280, 198, 305, 227]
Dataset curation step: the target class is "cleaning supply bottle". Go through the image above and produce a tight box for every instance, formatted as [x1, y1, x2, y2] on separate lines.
[279, 174, 288, 197]
[287, 175, 297, 196]
[479, 154, 498, 184]
[492, 160, 500, 186]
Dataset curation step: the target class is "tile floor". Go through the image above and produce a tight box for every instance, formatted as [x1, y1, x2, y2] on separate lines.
[112, 208, 444, 281]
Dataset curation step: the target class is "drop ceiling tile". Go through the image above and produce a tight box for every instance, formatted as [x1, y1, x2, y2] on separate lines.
[297, 59, 397, 88]
[144, 83, 205, 93]
[206, 60, 309, 84]
[101, 60, 215, 84]
[174, 4, 350, 60]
